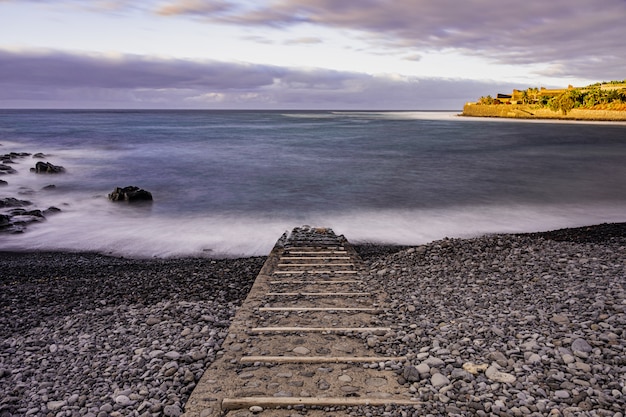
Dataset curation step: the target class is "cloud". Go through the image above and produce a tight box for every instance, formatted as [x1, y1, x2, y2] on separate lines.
[155, 0, 233, 16]
[403, 54, 422, 62]
[154, 0, 626, 80]
[0, 49, 518, 109]
[5, 0, 625, 80]
[284, 37, 323, 45]
[0, 49, 282, 90]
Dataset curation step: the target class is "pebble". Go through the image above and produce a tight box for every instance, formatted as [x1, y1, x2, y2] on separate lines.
[415, 362, 430, 374]
[463, 362, 488, 374]
[431, 373, 450, 387]
[485, 365, 517, 384]
[163, 404, 182, 416]
[571, 338, 593, 353]
[46, 400, 66, 411]
[165, 350, 181, 360]
[115, 395, 131, 406]
[292, 346, 310, 355]
[554, 390, 570, 399]
[402, 365, 420, 382]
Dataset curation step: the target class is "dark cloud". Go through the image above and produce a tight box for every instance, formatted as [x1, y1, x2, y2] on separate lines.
[0, 49, 517, 109]
[0, 50, 282, 89]
[156, 0, 626, 80]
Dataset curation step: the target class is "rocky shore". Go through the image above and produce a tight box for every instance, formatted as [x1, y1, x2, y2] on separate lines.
[1, 223, 625, 417]
[0, 255, 265, 417]
[357, 223, 625, 417]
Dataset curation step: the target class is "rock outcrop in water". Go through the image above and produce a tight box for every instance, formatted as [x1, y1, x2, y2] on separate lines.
[108, 186, 153, 203]
[30, 161, 65, 174]
[1, 151, 31, 164]
[0, 164, 17, 175]
[0, 197, 32, 208]
[0, 148, 67, 233]
[0, 204, 61, 233]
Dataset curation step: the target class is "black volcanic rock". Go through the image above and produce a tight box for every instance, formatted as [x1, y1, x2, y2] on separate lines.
[30, 161, 65, 174]
[1, 152, 31, 164]
[43, 206, 62, 216]
[0, 197, 32, 208]
[0, 164, 17, 175]
[108, 186, 153, 203]
[0, 214, 10, 228]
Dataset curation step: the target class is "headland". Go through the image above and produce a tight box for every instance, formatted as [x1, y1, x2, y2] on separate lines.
[462, 80, 626, 121]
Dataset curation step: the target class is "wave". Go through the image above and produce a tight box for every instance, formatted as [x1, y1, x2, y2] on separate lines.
[1, 202, 623, 258]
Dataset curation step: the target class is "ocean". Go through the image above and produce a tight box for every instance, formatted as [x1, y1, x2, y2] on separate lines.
[1, 110, 625, 257]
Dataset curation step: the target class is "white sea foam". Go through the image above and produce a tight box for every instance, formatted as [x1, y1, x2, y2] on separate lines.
[1, 202, 623, 258]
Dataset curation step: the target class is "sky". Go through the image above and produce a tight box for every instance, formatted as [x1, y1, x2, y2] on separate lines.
[1, 0, 625, 110]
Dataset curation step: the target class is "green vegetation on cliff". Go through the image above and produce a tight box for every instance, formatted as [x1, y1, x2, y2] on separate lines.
[476, 80, 626, 115]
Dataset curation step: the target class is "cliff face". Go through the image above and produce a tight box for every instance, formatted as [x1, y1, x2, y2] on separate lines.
[462, 104, 626, 121]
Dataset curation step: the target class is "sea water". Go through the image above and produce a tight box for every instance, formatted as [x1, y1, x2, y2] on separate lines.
[0, 110, 625, 257]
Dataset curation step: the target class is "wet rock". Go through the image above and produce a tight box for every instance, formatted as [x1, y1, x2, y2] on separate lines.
[43, 206, 62, 216]
[0, 197, 32, 208]
[0, 164, 17, 174]
[108, 186, 153, 203]
[30, 161, 65, 174]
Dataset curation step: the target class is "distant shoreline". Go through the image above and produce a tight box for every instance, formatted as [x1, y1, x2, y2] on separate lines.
[462, 103, 626, 121]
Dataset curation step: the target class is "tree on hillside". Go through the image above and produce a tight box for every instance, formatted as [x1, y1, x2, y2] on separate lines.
[521, 90, 529, 104]
[549, 91, 576, 114]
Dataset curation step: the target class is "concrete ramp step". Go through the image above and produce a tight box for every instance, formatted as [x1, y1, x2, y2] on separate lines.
[183, 226, 418, 416]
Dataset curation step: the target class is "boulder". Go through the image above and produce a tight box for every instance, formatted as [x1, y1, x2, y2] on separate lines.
[0, 210, 43, 234]
[44, 206, 62, 216]
[0, 214, 10, 228]
[0, 164, 17, 174]
[0, 180, 7, 186]
[0, 197, 32, 208]
[1, 152, 30, 163]
[30, 161, 65, 174]
[32, 153, 47, 159]
[109, 186, 153, 203]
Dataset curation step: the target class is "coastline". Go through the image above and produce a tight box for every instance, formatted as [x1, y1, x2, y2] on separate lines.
[461, 104, 626, 121]
[1, 222, 625, 415]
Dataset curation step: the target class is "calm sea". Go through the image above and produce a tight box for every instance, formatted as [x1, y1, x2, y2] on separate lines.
[1, 110, 625, 257]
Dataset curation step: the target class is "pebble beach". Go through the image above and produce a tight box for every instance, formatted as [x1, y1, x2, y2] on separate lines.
[1, 223, 625, 417]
